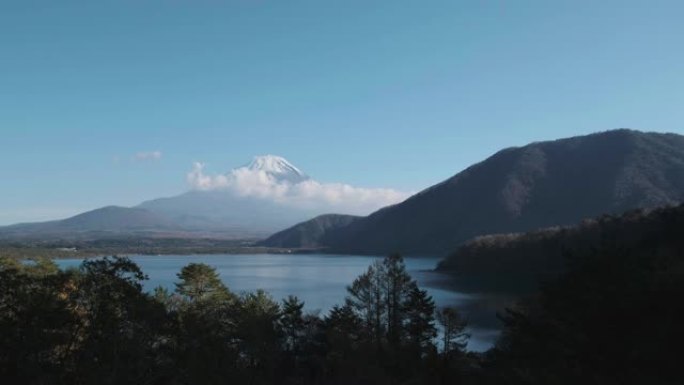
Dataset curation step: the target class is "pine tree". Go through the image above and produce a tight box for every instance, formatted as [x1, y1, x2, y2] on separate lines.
[175, 263, 229, 302]
[404, 284, 437, 353]
[280, 295, 305, 353]
[383, 254, 414, 347]
[346, 263, 385, 346]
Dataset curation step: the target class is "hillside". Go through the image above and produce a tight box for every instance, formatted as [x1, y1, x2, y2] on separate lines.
[436, 203, 684, 292]
[137, 190, 319, 237]
[259, 214, 360, 248]
[317, 129, 684, 255]
[0, 206, 181, 240]
[483, 203, 684, 384]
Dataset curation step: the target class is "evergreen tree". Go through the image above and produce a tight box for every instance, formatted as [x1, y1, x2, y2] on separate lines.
[404, 283, 437, 353]
[280, 295, 305, 353]
[325, 304, 363, 345]
[237, 289, 282, 382]
[175, 263, 230, 302]
[73, 257, 170, 384]
[346, 254, 428, 350]
[382, 253, 414, 347]
[346, 263, 385, 345]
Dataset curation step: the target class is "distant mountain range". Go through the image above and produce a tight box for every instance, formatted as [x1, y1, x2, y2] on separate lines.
[136, 190, 318, 237]
[4, 130, 684, 250]
[0, 156, 323, 240]
[0, 155, 407, 241]
[0, 206, 181, 240]
[262, 129, 684, 255]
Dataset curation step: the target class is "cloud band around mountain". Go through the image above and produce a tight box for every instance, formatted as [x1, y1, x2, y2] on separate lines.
[186, 162, 411, 215]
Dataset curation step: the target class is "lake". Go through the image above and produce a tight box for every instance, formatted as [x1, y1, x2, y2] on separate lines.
[55, 253, 500, 351]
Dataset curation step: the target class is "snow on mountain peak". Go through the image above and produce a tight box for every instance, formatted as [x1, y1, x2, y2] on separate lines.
[186, 155, 410, 214]
[245, 155, 309, 183]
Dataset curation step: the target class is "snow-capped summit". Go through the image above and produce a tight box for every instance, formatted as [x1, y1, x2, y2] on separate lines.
[245, 155, 310, 183]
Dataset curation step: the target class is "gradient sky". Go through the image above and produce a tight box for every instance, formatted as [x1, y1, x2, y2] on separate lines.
[1, 0, 684, 224]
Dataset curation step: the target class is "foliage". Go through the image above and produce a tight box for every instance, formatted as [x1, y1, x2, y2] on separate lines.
[436, 307, 469, 354]
[0, 254, 470, 385]
[175, 262, 231, 302]
[439, 204, 684, 293]
[482, 204, 684, 385]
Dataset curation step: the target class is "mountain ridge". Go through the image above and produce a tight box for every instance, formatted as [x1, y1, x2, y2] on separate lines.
[259, 214, 361, 249]
[3, 129, 683, 248]
[285, 129, 684, 255]
[0, 206, 181, 240]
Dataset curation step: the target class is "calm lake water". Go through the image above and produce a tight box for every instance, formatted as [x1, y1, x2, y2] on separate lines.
[55, 254, 500, 351]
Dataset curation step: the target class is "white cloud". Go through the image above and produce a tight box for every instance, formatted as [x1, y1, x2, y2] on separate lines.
[186, 162, 412, 215]
[133, 151, 162, 162]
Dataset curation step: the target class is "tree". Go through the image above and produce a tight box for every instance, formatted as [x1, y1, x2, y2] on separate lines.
[0, 256, 21, 271]
[0, 256, 59, 277]
[236, 290, 282, 383]
[383, 254, 414, 347]
[346, 262, 385, 347]
[0, 264, 75, 384]
[325, 304, 362, 346]
[346, 254, 422, 350]
[0, 253, 482, 384]
[404, 284, 437, 354]
[153, 285, 184, 313]
[73, 256, 170, 384]
[26, 257, 60, 277]
[79, 256, 147, 290]
[436, 307, 469, 356]
[280, 295, 305, 353]
[175, 263, 229, 302]
[322, 304, 367, 383]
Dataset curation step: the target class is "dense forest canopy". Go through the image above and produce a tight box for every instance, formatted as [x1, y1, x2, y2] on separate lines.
[438, 203, 684, 293]
[0, 254, 474, 385]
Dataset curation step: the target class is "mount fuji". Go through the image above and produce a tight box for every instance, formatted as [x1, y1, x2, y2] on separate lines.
[0, 155, 408, 240]
[140, 154, 409, 235]
[137, 155, 349, 236]
[245, 155, 310, 184]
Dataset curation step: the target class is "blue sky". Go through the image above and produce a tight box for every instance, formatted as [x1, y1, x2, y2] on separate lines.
[1, 0, 683, 224]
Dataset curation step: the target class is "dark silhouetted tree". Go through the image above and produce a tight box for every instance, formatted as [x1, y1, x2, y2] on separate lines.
[280, 295, 305, 354]
[405, 283, 437, 354]
[436, 307, 468, 356]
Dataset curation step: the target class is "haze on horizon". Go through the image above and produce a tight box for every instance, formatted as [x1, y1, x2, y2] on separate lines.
[2, 0, 684, 225]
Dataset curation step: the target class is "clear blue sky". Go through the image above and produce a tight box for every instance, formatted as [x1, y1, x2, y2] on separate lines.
[1, 0, 683, 224]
